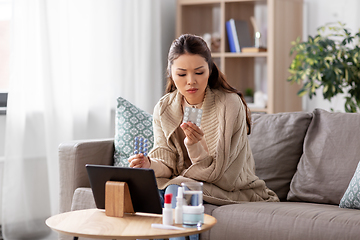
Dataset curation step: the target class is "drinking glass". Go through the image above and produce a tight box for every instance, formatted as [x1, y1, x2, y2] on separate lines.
[181, 182, 204, 228]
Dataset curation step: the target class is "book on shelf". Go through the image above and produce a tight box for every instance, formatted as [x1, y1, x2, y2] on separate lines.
[234, 19, 252, 51]
[226, 19, 252, 53]
[242, 47, 267, 53]
[225, 19, 237, 53]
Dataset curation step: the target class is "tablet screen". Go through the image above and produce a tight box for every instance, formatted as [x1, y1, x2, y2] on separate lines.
[86, 164, 162, 214]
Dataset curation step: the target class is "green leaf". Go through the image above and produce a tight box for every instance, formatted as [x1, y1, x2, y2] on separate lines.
[297, 88, 308, 97]
[345, 69, 349, 82]
[323, 84, 329, 93]
[324, 56, 333, 62]
[317, 71, 321, 80]
[314, 36, 321, 43]
[311, 84, 317, 93]
[337, 51, 342, 59]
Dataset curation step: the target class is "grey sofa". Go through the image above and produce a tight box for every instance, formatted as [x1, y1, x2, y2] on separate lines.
[59, 108, 360, 240]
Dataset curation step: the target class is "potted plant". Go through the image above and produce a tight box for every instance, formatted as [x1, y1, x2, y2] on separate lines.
[287, 22, 360, 112]
[244, 88, 254, 103]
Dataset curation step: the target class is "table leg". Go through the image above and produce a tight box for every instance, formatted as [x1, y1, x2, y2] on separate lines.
[73, 237, 78, 240]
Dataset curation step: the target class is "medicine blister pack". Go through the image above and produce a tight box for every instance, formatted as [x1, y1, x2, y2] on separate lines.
[134, 137, 148, 156]
[183, 107, 203, 127]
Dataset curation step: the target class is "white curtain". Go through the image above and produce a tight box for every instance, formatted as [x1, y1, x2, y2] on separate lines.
[2, 0, 163, 239]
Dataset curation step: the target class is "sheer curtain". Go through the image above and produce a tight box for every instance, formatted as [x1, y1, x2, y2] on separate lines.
[2, 0, 163, 239]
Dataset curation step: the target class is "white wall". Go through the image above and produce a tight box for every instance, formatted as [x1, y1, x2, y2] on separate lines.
[303, 0, 360, 112]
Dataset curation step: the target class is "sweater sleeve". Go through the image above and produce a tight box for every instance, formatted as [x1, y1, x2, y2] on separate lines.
[150, 158, 172, 178]
[148, 101, 178, 173]
[184, 138, 209, 163]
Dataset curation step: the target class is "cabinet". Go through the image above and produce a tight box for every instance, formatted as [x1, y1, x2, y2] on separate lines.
[176, 0, 303, 113]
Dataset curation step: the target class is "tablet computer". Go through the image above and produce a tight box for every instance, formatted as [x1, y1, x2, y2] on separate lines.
[86, 164, 162, 214]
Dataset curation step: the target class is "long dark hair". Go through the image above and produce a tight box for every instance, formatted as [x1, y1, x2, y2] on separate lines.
[165, 34, 252, 134]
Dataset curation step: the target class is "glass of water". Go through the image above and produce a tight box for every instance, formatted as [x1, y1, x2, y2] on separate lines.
[181, 182, 204, 228]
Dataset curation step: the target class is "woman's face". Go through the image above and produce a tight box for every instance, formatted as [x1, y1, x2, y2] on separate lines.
[171, 53, 209, 105]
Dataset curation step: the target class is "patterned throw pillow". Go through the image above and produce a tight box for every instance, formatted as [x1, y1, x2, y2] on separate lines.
[339, 161, 360, 209]
[113, 97, 154, 167]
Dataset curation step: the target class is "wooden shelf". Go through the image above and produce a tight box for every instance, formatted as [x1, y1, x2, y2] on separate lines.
[212, 52, 268, 58]
[177, 0, 303, 114]
[224, 52, 268, 58]
[179, 0, 220, 5]
[225, 0, 266, 3]
[211, 53, 222, 58]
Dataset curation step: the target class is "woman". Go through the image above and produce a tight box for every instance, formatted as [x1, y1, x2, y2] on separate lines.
[128, 34, 279, 207]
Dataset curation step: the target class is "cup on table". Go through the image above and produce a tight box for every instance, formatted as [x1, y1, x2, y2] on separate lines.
[181, 182, 204, 228]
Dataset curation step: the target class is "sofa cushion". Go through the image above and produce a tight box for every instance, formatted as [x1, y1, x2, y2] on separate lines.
[114, 97, 154, 167]
[248, 112, 313, 201]
[288, 109, 360, 204]
[209, 202, 360, 240]
[339, 160, 360, 209]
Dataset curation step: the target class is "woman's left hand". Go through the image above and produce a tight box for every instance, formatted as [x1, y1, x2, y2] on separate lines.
[128, 153, 151, 168]
[180, 122, 204, 145]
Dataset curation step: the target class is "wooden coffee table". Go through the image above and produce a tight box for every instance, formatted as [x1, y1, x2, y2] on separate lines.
[46, 208, 217, 240]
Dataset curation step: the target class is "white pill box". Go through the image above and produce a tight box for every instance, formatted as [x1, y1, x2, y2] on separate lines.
[183, 107, 203, 127]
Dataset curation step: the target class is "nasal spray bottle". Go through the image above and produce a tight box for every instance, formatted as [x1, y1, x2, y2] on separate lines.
[163, 193, 173, 225]
[175, 187, 183, 224]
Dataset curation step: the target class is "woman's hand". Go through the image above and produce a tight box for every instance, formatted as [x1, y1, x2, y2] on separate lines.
[180, 122, 204, 145]
[128, 154, 151, 168]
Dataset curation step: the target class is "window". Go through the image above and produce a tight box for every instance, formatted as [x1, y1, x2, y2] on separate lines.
[0, 0, 12, 114]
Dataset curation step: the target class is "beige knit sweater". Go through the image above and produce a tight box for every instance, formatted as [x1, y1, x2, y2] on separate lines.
[148, 88, 279, 205]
